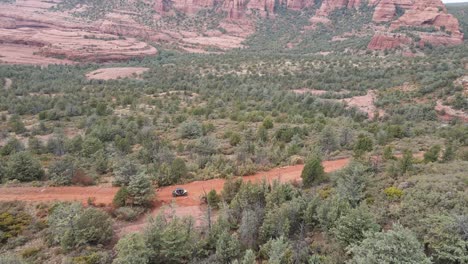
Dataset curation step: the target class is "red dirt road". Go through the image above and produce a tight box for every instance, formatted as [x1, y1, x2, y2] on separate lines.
[0, 158, 350, 206]
[0, 158, 351, 234]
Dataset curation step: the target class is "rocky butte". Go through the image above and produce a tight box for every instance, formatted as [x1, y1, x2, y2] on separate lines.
[0, 0, 463, 64]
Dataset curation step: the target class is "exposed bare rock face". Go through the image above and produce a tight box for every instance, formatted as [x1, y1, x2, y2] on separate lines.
[310, 0, 463, 51]
[317, 0, 362, 16]
[367, 33, 411, 50]
[0, 0, 158, 64]
[0, 0, 464, 65]
[368, 0, 463, 50]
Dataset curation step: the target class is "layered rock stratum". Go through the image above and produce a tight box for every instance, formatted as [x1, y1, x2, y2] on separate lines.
[0, 0, 463, 64]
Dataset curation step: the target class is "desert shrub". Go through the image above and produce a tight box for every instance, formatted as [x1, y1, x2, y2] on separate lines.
[179, 120, 203, 139]
[114, 206, 145, 222]
[48, 156, 77, 186]
[399, 149, 414, 175]
[216, 231, 241, 264]
[424, 145, 441, 163]
[262, 117, 274, 129]
[320, 125, 339, 154]
[274, 126, 303, 143]
[229, 133, 241, 146]
[239, 207, 264, 249]
[113, 186, 129, 208]
[8, 115, 26, 134]
[94, 150, 108, 174]
[127, 173, 154, 207]
[348, 224, 431, 264]
[170, 158, 188, 183]
[207, 189, 221, 209]
[383, 186, 403, 200]
[332, 205, 380, 247]
[71, 169, 94, 186]
[72, 251, 110, 264]
[316, 196, 351, 231]
[143, 214, 198, 263]
[113, 233, 150, 264]
[0, 203, 32, 244]
[353, 134, 373, 158]
[241, 249, 256, 264]
[0, 254, 24, 264]
[221, 178, 243, 203]
[20, 247, 40, 259]
[47, 203, 113, 250]
[260, 197, 306, 240]
[46, 133, 66, 156]
[301, 155, 325, 187]
[114, 135, 132, 154]
[6, 152, 44, 182]
[28, 137, 44, 154]
[0, 138, 25, 156]
[113, 159, 139, 186]
[82, 137, 104, 157]
[442, 143, 455, 162]
[259, 236, 293, 264]
[334, 162, 370, 207]
[418, 214, 468, 264]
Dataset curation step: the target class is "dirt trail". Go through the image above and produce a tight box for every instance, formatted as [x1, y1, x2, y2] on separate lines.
[0, 153, 424, 234]
[0, 158, 350, 205]
[0, 158, 350, 234]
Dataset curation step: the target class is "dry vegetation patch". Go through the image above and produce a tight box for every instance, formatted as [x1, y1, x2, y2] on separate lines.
[86, 67, 150, 80]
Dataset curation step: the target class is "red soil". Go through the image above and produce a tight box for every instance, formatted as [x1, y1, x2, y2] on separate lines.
[86, 67, 149, 80]
[0, 158, 350, 234]
[341, 90, 385, 120]
[435, 100, 468, 122]
[0, 159, 350, 205]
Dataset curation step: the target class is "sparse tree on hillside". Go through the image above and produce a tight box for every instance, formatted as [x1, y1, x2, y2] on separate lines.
[301, 155, 325, 187]
[8, 115, 26, 134]
[320, 126, 338, 154]
[335, 162, 370, 207]
[113, 233, 150, 264]
[333, 205, 380, 247]
[6, 152, 44, 182]
[127, 173, 154, 207]
[113, 158, 139, 186]
[399, 149, 414, 175]
[353, 134, 373, 158]
[0, 138, 24, 156]
[348, 224, 431, 264]
[49, 156, 76, 186]
[241, 249, 256, 264]
[170, 158, 188, 183]
[216, 231, 241, 264]
[267, 236, 293, 264]
[179, 120, 203, 139]
[424, 145, 441, 163]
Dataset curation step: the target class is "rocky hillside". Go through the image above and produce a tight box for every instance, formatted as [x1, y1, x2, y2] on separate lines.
[0, 0, 464, 63]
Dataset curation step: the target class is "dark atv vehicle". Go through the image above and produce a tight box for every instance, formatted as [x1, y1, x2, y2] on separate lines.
[172, 188, 188, 197]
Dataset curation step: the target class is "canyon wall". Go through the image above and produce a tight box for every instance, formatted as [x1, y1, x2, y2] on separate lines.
[0, 0, 464, 64]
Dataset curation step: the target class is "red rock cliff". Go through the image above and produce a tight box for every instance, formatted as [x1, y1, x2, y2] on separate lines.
[369, 0, 463, 49]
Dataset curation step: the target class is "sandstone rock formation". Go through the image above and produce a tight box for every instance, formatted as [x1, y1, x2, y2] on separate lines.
[0, 0, 158, 64]
[368, 0, 463, 49]
[0, 0, 464, 65]
[316, 0, 362, 16]
[367, 33, 411, 50]
[310, 0, 463, 51]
